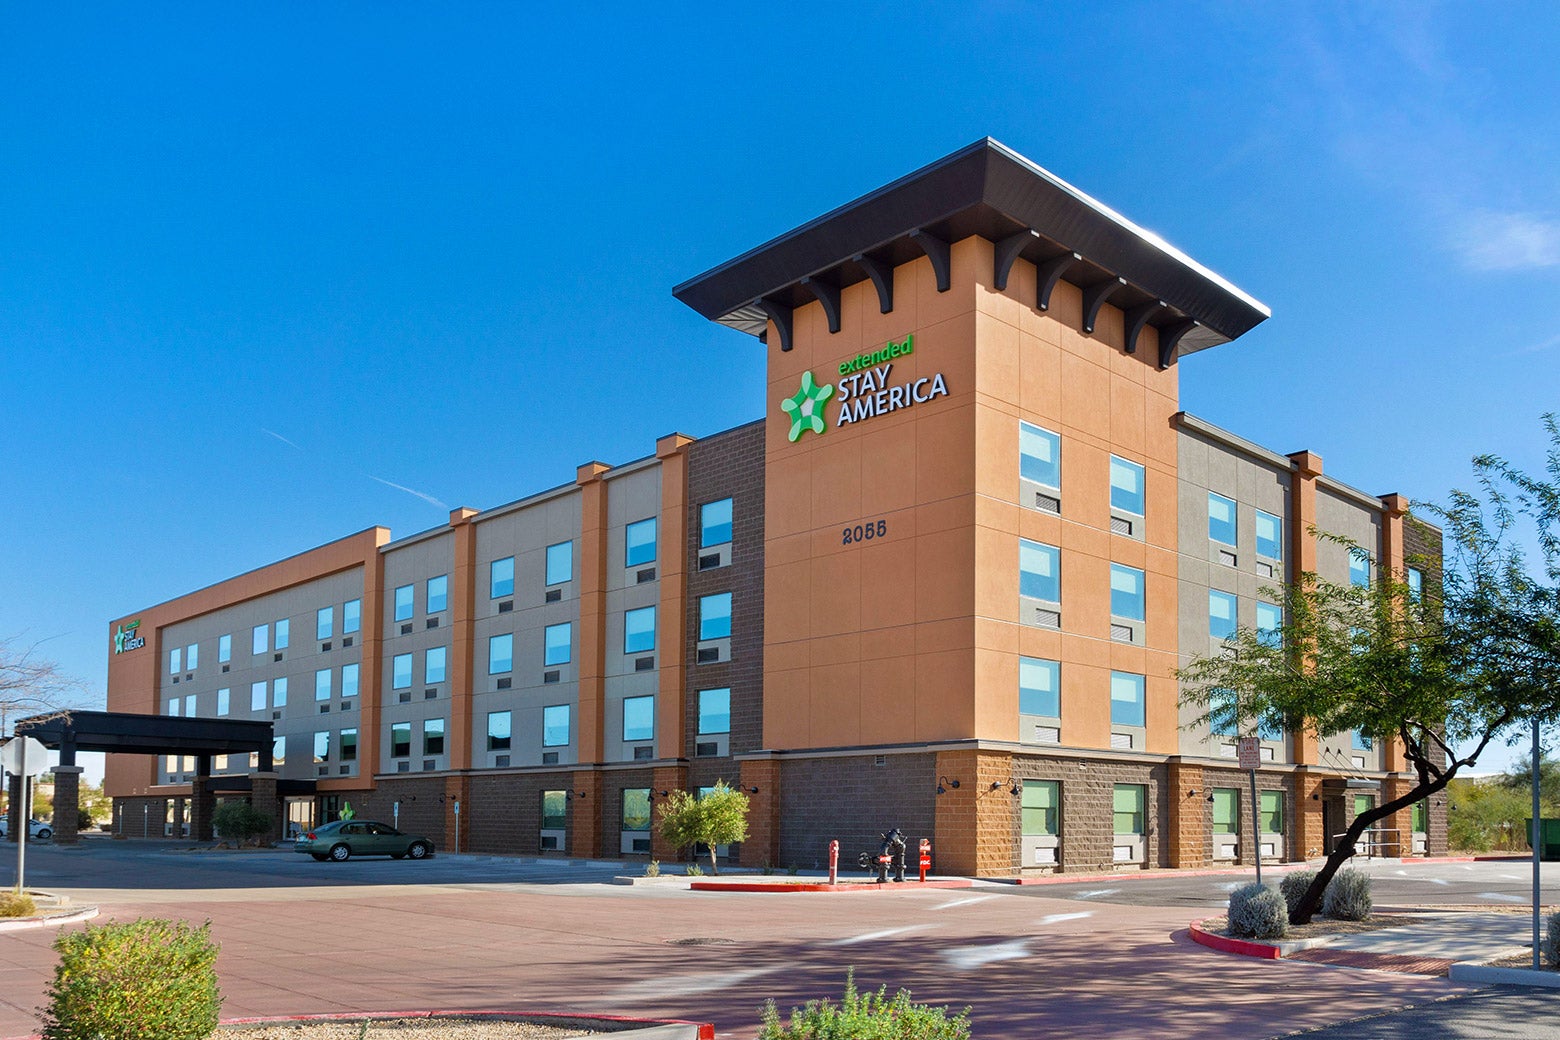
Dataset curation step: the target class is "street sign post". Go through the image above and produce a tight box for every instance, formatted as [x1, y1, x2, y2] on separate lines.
[2, 735, 48, 895]
[1237, 736, 1262, 885]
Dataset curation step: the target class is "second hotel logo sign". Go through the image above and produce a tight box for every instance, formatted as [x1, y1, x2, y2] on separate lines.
[778, 335, 950, 443]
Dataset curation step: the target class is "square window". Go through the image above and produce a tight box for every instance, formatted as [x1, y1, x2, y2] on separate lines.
[544, 623, 572, 666]
[423, 718, 445, 756]
[546, 541, 573, 586]
[273, 676, 288, 708]
[185, 643, 199, 671]
[622, 695, 655, 742]
[252, 624, 269, 656]
[1208, 493, 1237, 546]
[1256, 601, 1283, 648]
[1110, 456, 1145, 516]
[1261, 790, 1284, 833]
[491, 557, 515, 599]
[314, 669, 331, 701]
[313, 731, 329, 764]
[1255, 510, 1283, 560]
[343, 599, 361, 634]
[622, 789, 651, 832]
[340, 728, 357, 763]
[1350, 550, 1372, 589]
[701, 498, 733, 547]
[1109, 564, 1145, 621]
[1210, 688, 1238, 737]
[250, 681, 267, 712]
[216, 688, 230, 716]
[395, 584, 414, 622]
[697, 688, 731, 735]
[1209, 589, 1237, 640]
[218, 634, 231, 663]
[1109, 671, 1145, 727]
[1019, 657, 1060, 718]
[487, 710, 512, 751]
[1021, 779, 1059, 837]
[183, 693, 195, 717]
[1212, 788, 1239, 834]
[542, 704, 570, 747]
[626, 518, 657, 567]
[426, 646, 447, 685]
[699, 593, 732, 641]
[169, 647, 181, 674]
[624, 606, 656, 654]
[391, 653, 412, 690]
[1112, 784, 1146, 835]
[427, 575, 448, 614]
[488, 634, 513, 675]
[274, 620, 289, 651]
[317, 606, 334, 641]
[1019, 539, 1060, 603]
[1353, 730, 1373, 751]
[391, 722, 411, 758]
[341, 664, 359, 699]
[541, 790, 567, 830]
[1019, 422, 1060, 489]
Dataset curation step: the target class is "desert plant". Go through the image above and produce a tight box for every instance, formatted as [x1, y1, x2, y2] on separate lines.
[1545, 911, 1560, 967]
[1280, 870, 1317, 919]
[0, 891, 37, 917]
[1227, 882, 1287, 940]
[41, 918, 221, 1040]
[758, 971, 970, 1040]
[212, 800, 270, 843]
[685, 863, 704, 877]
[643, 859, 660, 878]
[1321, 867, 1372, 921]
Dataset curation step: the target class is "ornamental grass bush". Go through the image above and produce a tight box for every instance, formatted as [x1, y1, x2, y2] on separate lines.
[1280, 869, 1317, 918]
[41, 918, 221, 1040]
[1227, 882, 1287, 940]
[758, 971, 971, 1040]
[1321, 867, 1372, 921]
[0, 891, 37, 917]
[1545, 911, 1560, 967]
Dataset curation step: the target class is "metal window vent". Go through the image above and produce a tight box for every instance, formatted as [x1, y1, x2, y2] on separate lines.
[1110, 623, 1135, 643]
[543, 670, 560, 684]
[271, 711, 282, 721]
[636, 568, 656, 584]
[1035, 492, 1061, 514]
[542, 751, 560, 765]
[634, 657, 655, 672]
[339, 765, 351, 775]
[342, 637, 353, 648]
[1035, 725, 1061, 744]
[422, 759, 435, 771]
[498, 600, 514, 614]
[186, 672, 193, 681]
[1110, 732, 1133, 750]
[341, 700, 354, 711]
[321, 642, 332, 652]
[1352, 755, 1366, 769]
[274, 653, 283, 663]
[318, 766, 329, 776]
[697, 647, 720, 664]
[539, 834, 558, 850]
[545, 588, 562, 603]
[1260, 746, 1275, 761]
[426, 618, 439, 629]
[1257, 562, 1275, 578]
[698, 553, 721, 570]
[496, 677, 512, 690]
[399, 692, 412, 703]
[874, 755, 887, 767]
[1034, 608, 1062, 629]
[696, 741, 718, 757]
[1110, 516, 1133, 536]
[1220, 743, 1237, 758]
[633, 746, 654, 760]
[172, 677, 179, 685]
[1218, 549, 1238, 567]
[397, 761, 410, 773]
[221, 664, 230, 673]
[631, 837, 650, 853]
[494, 754, 511, 768]
[400, 623, 413, 635]
[424, 688, 437, 699]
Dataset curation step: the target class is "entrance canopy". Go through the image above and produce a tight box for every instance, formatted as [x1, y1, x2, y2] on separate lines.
[15, 710, 275, 769]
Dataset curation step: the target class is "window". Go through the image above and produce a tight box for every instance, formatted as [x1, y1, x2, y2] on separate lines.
[624, 606, 656, 654]
[544, 623, 572, 666]
[273, 677, 288, 708]
[218, 634, 232, 663]
[343, 599, 361, 634]
[487, 710, 512, 751]
[1411, 799, 1427, 832]
[423, 718, 445, 756]
[391, 722, 411, 758]
[1350, 550, 1372, 588]
[313, 731, 329, 763]
[1212, 788, 1239, 834]
[340, 729, 357, 762]
[546, 541, 572, 586]
[250, 682, 267, 712]
[1110, 456, 1145, 516]
[427, 575, 448, 614]
[341, 663, 359, 699]
[1407, 567, 1424, 603]
[698, 594, 732, 640]
[1256, 601, 1282, 648]
[625, 518, 657, 567]
[216, 688, 230, 716]
[489, 634, 513, 674]
[1021, 780, 1059, 837]
[395, 584, 414, 622]
[1018, 657, 1060, 717]
[1210, 688, 1238, 736]
[1353, 730, 1373, 751]
[1258, 715, 1284, 742]
[1019, 539, 1060, 602]
[542, 704, 570, 747]
[252, 624, 269, 655]
[1109, 671, 1145, 727]
[1208, 493, 1237, 546]
[167, 699, 180, 717]
[272, 735, 286, 766]
[541, 790, 567, 830]
[701, 498, 733, 547]
[1209, 590, 1237, 640]
[274, 620, 289, 651]
[183, 693, 195, 716]
[1019, 422, 1061, 488]
[1113, 784, 1145, 835]
[698, 688, 731, 735]
[1110, 564, 1145, 621]
[169, 647, 181, 674]
[316, 607, 333, 641]
[622, 695, 655, 742]
[1255, 510, 1283, 560]
[622, 789, 651, 832]
[392, 654, 413, 690]
[491, 557, 515, 599]
[1353, 793, 1375, 819]
[425, 646, 447, 685]
[315, 669, 331, 701]
[186, 643, 199, 670]
[1261, 791, 1284, 833]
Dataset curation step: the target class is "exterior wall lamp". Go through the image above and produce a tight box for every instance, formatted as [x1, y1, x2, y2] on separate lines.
[936, 775, 960, 795]
[989, 778, 1021, 795]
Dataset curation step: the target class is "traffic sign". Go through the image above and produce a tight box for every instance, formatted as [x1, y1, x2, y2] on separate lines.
[1236, 736, 1260, 771]
[0, 736, 48, 776]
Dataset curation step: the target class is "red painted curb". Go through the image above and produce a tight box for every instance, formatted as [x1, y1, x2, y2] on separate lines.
[1187, 918, 1281, 960]
[689, 879, 974, 893]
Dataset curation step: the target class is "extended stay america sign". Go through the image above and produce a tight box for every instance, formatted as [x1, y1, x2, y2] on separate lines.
[779, 335, 949, 443]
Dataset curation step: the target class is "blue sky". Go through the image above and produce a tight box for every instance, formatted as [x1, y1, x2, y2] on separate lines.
[3, 3, 1557, 778]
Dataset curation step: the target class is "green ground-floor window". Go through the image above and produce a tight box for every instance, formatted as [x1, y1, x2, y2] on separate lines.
[1112, 784, 1145, 835]
[1411, 799, 1428, 832]
[1022, 780, 1059, 837]
[541, 790, 567, 831]
[1260, 790, 1284, 833]
[622, 789, 651, 832]
[1353, 793, 1375, 819]
[1212, 788, 1239, 834]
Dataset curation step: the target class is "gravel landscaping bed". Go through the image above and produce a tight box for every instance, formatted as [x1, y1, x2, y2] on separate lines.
[225, 1019, 597, 1039]
[1201, 913, 1424, 941]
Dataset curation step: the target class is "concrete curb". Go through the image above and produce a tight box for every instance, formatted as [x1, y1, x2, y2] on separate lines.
[688, 878, 973, 893]
[1447, 962, 1560, 988]
[0, 906, 99, 933]
[7, 1009, 715, 1040]
[1001, 864, 1308, 886]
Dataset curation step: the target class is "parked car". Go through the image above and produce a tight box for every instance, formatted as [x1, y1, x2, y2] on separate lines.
[294, 820, 434, 862]
[0, 817, 53, 840]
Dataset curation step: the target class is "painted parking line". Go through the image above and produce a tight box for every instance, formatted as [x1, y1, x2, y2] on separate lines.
[1037, 912, 1092, 926]
[829, 925, 931, 946]
[929, 895, 1001, 911]
[943, 938, 1032, 970]
[1070, 888, 1121, 900]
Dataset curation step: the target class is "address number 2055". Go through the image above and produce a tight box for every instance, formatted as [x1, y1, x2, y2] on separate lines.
[842, 520, 888, 545]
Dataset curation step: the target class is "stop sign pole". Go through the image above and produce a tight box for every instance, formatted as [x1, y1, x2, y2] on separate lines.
[3, 736, 49, 895]
[1237, 736, 1262, 885]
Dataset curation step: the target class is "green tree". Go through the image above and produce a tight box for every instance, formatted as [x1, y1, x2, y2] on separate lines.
[212, 800, 271, 844]
[1448, 776, 1532, 852]
[656, 780, 750, 876]
[1498, 755, 1560, 809]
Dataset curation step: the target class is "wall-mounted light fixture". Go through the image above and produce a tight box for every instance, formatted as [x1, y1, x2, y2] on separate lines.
[1206, 793, 1216, 803]
[936, 775, 960, 796]
[1186, 788, 1199, 798]
[989, 778, 1021, 795]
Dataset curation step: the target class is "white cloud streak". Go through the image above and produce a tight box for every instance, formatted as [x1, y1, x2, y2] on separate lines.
[260, 427, 303, 450]
[1454, 210, 1560, 271]
[367, 475, 448, 510]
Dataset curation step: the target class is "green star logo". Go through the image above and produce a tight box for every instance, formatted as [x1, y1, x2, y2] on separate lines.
[780, 370, 835, 442]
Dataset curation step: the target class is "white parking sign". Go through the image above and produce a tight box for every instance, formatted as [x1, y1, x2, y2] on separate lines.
[0, 736, 48, 776]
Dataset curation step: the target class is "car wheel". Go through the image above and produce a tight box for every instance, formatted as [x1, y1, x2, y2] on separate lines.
[328, 843, 351, 862]
[311, 853, 328, 861]
[37, 829, 51, 840]
[407, 842, 430, 860]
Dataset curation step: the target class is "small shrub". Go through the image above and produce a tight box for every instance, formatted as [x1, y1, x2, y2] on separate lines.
[1322, 867, 1372, 921]
[1544, 911, 1560, 967]
[1280, 870, 1317, 918]
[0, 891, 37, 918]
[686, 863, 705, 877]
[761, 860, 774, 876]
[42, 918, 221, 1040]
[786, 864, 800, 876]
[212, 801, 270, 844]
[758, 971, 970, 1040]
[77, 809, 94, 832]
[644, 860, 660, 878]
[1228, 882, 1287, 939]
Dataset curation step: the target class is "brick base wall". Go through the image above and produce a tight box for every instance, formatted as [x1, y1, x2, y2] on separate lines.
[776, 753, 937, 873]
